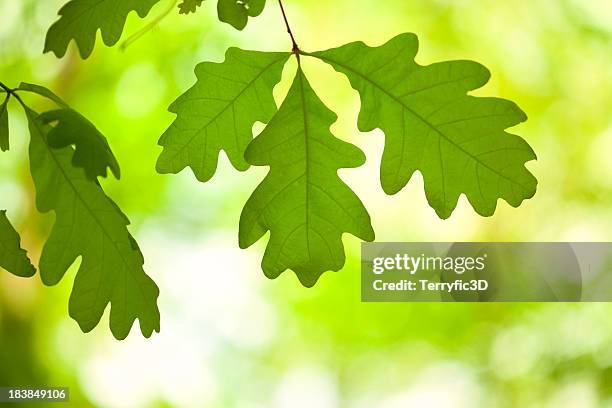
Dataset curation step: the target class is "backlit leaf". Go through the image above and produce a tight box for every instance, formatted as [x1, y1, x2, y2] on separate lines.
[313, 33, 537, 219]
[157, 48, 290, 182]
[239, 67, 375, 287]
[179, 0, 205, 14]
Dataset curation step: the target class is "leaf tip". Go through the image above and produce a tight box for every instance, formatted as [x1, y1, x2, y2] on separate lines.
[380, 175, 406, 197]
[291, 269, 325, 289]
[363, 227, 376, 243]
[111, 163, 121, 180]
[297, 275, 319, 288]
[435, 208, 453, 220]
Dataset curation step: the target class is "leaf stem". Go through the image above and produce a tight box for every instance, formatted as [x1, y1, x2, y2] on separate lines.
[120, 0, 178, 51]
[0, 82, 25, 106]
[0, 82, 11, 93]
[278, 0, 300, 57]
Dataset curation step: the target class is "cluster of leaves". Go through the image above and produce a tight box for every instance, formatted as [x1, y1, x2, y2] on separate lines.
[1, 0, 271, 340]
[0, 0, 537, 339]
[158, 33, 537, 286]
[44, 0, 267, 58]
[0, 83, 159, 340]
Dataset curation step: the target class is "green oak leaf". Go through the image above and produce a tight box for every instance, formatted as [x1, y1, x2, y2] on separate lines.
[0, 95, 8, 152]
[39, 109, 121, 180]
[217, 0, 266, 30]
[312, 33, 537, 219]
[179, 0, 205, 14]
[157, 48, 290, 182]
[0, 211, 36, 278]
[45, 0, 161, 58]
[17, 83, 69, 108]
[239, 67, 375, 287]
[26, 108, 159, 340]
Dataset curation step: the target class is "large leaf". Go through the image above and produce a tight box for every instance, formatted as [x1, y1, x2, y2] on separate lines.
[26, 108, 159, 339]
[239, 68, 375, 287]
[0, 211, 36, 278]
[39, 109, 121, 180]
[312, 33, 537, 219]
[44, 0, 161, 58]
[0, 95, 8, 152]
[157, 48, 290, 182]
[217, 0, 266, 30]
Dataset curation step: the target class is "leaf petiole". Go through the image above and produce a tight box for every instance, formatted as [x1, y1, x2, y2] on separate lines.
[277, 0, 299, 56]
[0, 82, 26, 108]
[120, 0, 179, 51]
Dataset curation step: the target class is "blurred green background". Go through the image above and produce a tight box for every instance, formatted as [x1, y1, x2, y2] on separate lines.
[1, 0, 612, 406]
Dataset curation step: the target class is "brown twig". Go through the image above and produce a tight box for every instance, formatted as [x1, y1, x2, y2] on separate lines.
[278, 0, 300, 56]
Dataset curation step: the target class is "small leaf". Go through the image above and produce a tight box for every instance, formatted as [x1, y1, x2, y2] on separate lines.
[26, 108, 159, 340]
[18, 83, 69, 108]
[0, 211, 36, 278]
[39, 109, 121, 180]
[157, 48, 290, 181]
[0, 95, 8, 152]
[217, 0, 266, 30]
[45, 0, 161, 58]
[239, 67, 375, 287]
[313, 33, 537, 219]
[178, 0, 205, 14]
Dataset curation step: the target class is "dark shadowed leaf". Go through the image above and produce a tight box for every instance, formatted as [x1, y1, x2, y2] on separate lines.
[217, 0, 266, 30]
[44, 0, 161, 58]
[0, 211, 36, 278]
[17, 83, 69, 108]
[178, 0, 205, 14]
[26, 108, 159, 340]
[39, 108, 121, 180]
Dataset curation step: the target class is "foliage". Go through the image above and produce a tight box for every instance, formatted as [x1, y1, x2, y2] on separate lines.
[217, 0, 267, 30]
[44, 0, 268, 58]
[0, 0, 537, 338]
[164, 33, 536, 284]
[39, 109, 121, 180]
[312, 34, 537, 218]
[0, 211, 35, 278]
[0, 83, 159, 339]
[157, 49, 290, 181]
[2, 1, 610, 406]
[239, 67, 375, 287]
[44, 0, 162, 58]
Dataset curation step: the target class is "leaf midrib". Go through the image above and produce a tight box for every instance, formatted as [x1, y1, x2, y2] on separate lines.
[297, 69, 312, 259]
[167, 55, 288, 163]
[29, 112, 150, 321]
[313, 53, 532, 192]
